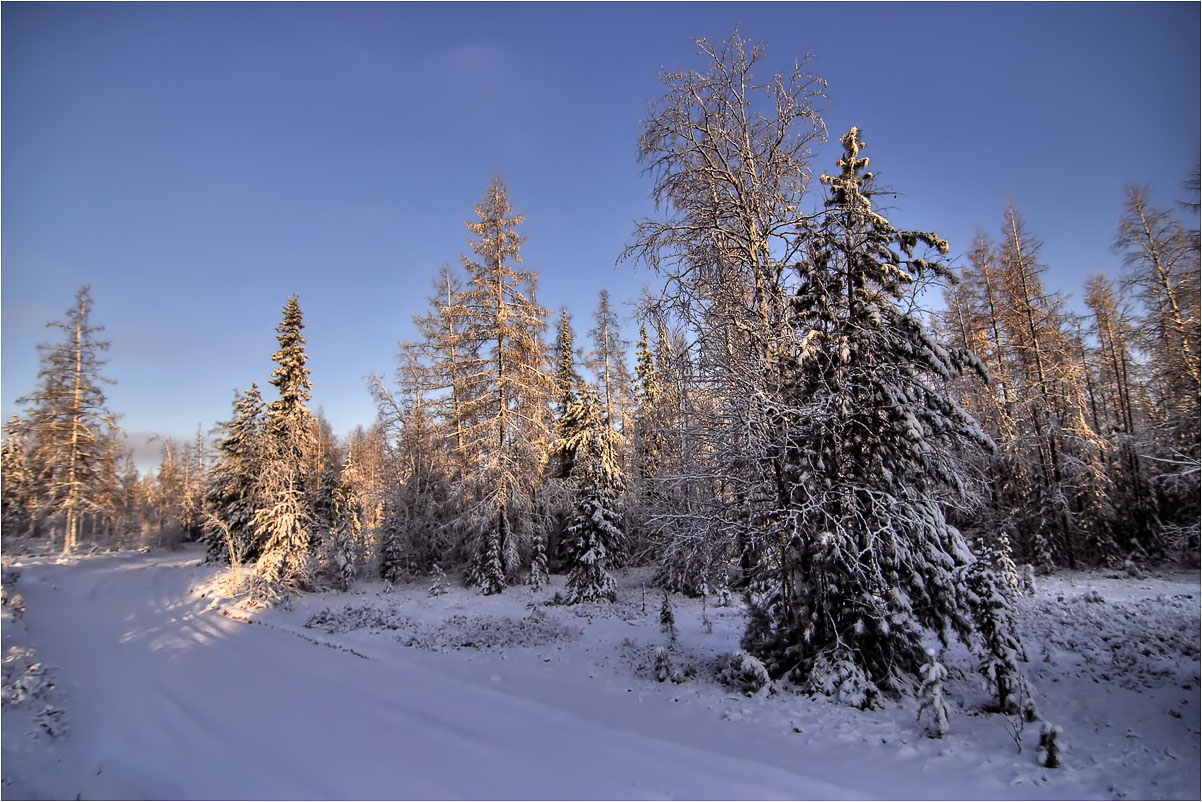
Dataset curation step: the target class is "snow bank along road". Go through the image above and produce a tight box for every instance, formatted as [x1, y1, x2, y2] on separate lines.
[3, 549, 856, 800]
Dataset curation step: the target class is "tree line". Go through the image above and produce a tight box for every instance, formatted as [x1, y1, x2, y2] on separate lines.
[2, 32, 1197, 711]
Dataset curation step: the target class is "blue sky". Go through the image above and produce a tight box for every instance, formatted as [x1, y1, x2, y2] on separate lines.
[3, 2, 1198, 464]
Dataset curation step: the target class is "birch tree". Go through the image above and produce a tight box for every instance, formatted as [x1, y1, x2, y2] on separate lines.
[621, 30, 827, 593]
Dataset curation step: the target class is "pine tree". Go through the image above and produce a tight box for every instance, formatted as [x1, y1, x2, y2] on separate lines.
[742, 128, 1002, 706]
[17, 286, 121, 554]
[255, 294, 318, 591]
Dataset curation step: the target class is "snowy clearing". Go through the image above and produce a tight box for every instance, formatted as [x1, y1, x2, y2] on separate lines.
[2, 546, 1199, 800]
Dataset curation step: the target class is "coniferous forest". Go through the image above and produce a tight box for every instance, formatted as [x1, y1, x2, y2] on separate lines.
[3, 30, 1199, 778]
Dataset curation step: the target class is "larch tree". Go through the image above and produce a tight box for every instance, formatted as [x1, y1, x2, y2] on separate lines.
[1114, 185, 1201, 455]
[406, 264, 473, 474]
[17, 286, 121, 555]
[741, 128, 1017, 709]
[1113, 184, 1201, 557]
[996, 204, 1113, 568]
[453, 177, 554, 594]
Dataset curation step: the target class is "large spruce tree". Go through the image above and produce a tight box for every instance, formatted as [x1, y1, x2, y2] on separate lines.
[254, 294, 318, 590]
[743, 128, 1013, 707]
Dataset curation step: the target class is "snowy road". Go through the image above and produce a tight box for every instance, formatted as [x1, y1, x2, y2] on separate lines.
[3, 550, 855, 800]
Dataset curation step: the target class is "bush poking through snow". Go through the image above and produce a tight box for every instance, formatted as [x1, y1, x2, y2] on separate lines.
[9, 593, 25, 621]
[1038, 722, 1063, 768]
[916, 654, 950, 738]
[653, 646, 683, 683]
[34, 704, 68, 738]
[2, 648, 54, 707]
[719, 651, 771, 696]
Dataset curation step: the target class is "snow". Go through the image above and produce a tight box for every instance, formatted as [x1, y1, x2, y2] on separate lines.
[3, 546, 1199, 800]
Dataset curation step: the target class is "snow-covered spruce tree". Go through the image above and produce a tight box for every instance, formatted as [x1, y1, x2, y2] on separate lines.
[378, 498, 406, 586]
[528, 533, 549, 590]
[741, 128, 1004, 707]
[557, 387, 623, 603]
[965, 557, 1032, 717]
[254, 294, 319, 591]
[916, 653, 951, 738]
[17, 286, 122, 554]
[452, 178, 554, 595]
[204, 384, 267, 563]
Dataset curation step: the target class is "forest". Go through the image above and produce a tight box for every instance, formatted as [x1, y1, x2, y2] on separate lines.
[2, 33, 1198, 730]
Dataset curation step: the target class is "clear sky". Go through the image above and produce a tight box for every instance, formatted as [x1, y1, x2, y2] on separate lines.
[3, 2, 1198, 465]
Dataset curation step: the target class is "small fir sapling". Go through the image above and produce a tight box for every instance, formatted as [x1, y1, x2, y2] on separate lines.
[700, 586, 714, 634]
[654, 646, 683, 683]
[1020, 564, 1037, 596]
[966, 560, 1032, 715]
[528, 534, 549, 591]
[428, 564, 450, 597]
[660, 592, 677, 641]
[916, 653, 951, 738]
[472, 527, 507, 596]
[1038, 722, 1063, 768]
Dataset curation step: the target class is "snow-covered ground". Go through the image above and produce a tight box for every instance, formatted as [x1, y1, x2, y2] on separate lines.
[2, 546, 1198, 800]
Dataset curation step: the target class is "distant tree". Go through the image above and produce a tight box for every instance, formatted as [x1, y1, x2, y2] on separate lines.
[585, 290, 632, 434]
[17, 286, 121, 554]
[553, 307, 582, 418]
